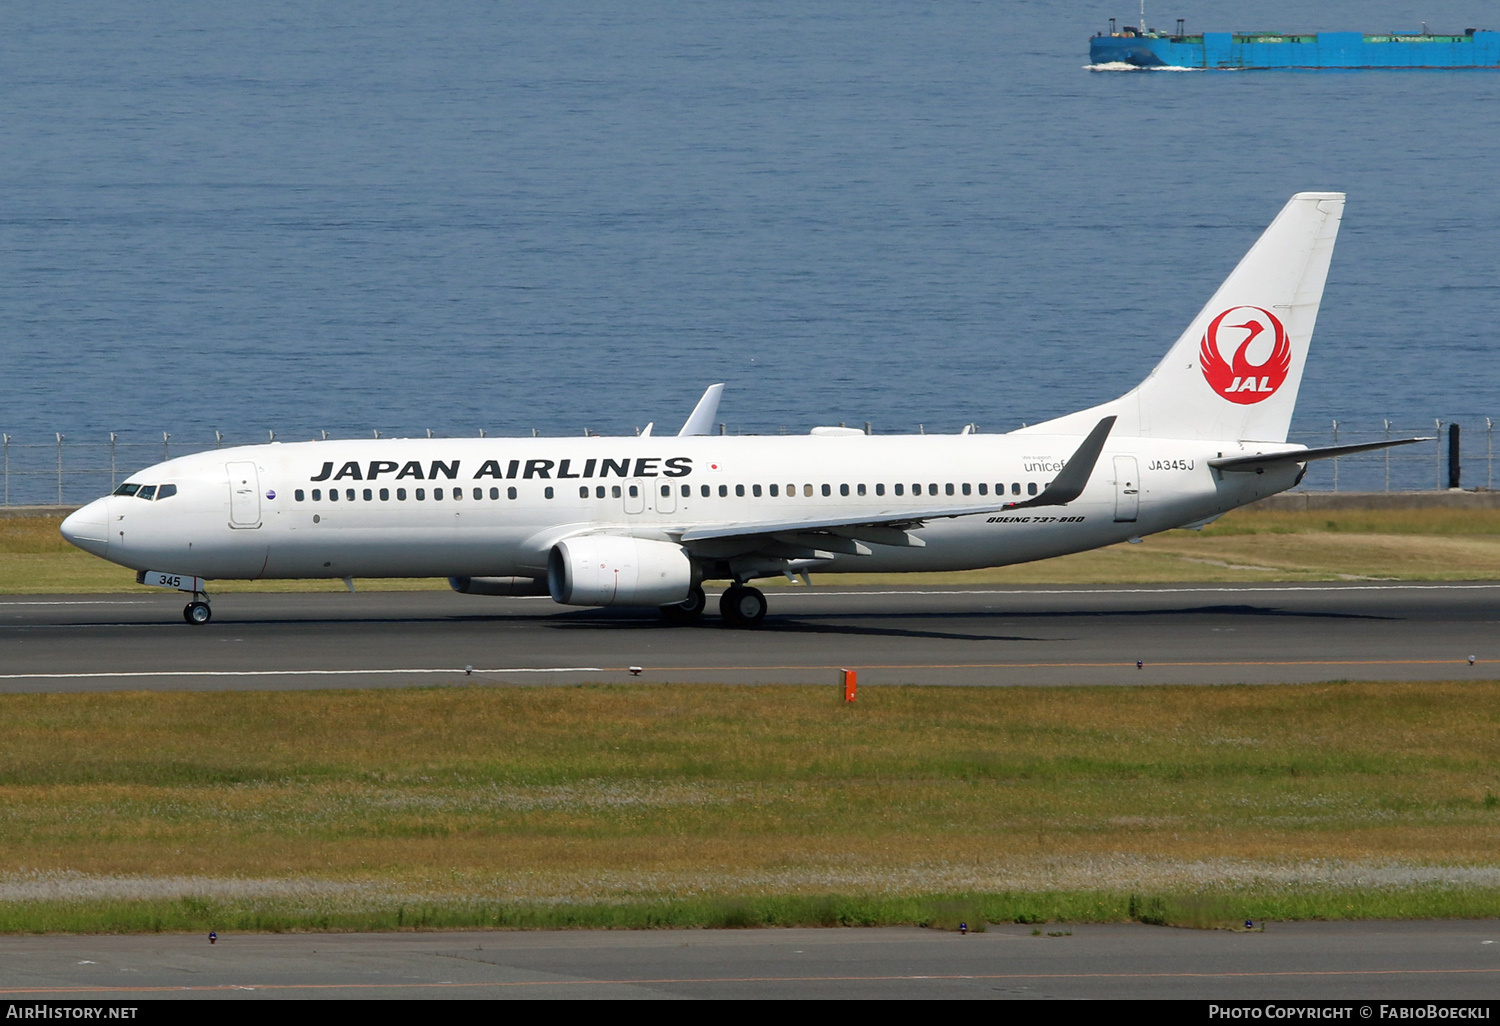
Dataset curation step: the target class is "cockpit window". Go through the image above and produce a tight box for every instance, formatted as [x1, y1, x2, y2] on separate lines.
[136, 485, 157, 500]
[113, 483, 141, 497]
[156, 484, 177, 499]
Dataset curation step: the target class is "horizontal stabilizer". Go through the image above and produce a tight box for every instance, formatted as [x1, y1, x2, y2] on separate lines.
[1002, 416, 1116, 510]
[1209, 436, 1431, 472]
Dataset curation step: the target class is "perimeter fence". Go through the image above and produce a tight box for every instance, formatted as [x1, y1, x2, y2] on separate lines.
[0, 420, 1492, 507]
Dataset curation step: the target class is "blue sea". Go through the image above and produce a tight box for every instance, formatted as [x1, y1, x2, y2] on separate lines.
[2, 1, 1497, 498]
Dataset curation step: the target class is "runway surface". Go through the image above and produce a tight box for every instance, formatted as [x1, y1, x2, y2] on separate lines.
[0, 585, 1494, 690]
[5, 596, 1497, 1002]
[3, 922, 1499, 999]
[1, 583, 1497, 691]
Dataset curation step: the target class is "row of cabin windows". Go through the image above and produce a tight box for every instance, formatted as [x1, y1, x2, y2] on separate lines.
[668, 481, 1040, 499]
[295, 481, 1041, 504]
[609, 482, 1036, 499]
[696, 480, 1038, 498]
[296, 486, 523, 502]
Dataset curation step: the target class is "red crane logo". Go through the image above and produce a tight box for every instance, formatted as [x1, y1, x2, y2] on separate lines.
[1199, 306, 1291, 405]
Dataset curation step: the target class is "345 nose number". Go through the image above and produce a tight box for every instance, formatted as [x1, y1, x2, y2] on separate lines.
[140, 571, 204, 592]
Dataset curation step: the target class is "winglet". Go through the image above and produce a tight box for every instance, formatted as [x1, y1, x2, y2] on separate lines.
[1003, 416, 1116, 510]
[678, 384, 725, 437]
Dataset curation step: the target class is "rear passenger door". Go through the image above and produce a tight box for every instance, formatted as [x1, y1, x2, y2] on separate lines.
[1113, 456, 1139, 523]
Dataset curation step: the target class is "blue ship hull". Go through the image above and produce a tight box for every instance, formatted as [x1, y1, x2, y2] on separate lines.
[1089, 30, 1500, 69]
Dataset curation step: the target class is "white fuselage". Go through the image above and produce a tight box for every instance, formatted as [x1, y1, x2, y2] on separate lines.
[60, 432, 1299, 585]
[54, 192, 1360, 625]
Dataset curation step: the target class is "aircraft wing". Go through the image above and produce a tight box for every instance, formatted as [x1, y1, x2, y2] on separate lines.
[1208, 436, 1430, 473]
[676, 417, 1115, 557]
[679, 503, 993, 547]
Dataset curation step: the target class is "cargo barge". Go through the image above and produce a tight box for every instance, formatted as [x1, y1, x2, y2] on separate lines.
[1090, 18, 1500, 69]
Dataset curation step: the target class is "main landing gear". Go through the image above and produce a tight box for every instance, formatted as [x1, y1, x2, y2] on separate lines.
[657, 584, 768, 627]
[659, 584, 707, 624]
[719, 584, 767, 628]
[182, 591, 212, 625]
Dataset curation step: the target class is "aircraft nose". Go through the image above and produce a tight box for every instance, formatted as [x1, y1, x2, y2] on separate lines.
[60, 498, 110, 557]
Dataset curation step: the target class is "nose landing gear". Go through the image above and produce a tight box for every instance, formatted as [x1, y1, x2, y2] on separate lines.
[136, 572, 214, 625]
[183, 591, 212, 625]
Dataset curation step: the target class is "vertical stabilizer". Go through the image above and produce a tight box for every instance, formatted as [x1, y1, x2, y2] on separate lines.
[1021, 192, 1344, 443]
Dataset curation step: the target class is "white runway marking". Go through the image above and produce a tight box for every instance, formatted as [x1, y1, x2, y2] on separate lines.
[0, 600, 149, 606]
[771, 584, 1500, 597]
[0, 667, 604, 680]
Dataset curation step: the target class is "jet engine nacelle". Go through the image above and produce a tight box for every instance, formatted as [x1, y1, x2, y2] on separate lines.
[547, 535, 694, 607]
[448, 576, 549, 596]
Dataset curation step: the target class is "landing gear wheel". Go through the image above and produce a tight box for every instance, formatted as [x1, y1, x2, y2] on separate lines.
[660, 585, 706, 624]
[719, 585, 767, 628]
[184, 601, 212, 625]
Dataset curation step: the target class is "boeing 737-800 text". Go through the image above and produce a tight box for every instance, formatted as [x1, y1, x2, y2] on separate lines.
[60, 193, 1424, 626]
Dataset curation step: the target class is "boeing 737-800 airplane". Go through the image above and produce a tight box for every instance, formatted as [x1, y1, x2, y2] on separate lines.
[61, 193, 1423, 626]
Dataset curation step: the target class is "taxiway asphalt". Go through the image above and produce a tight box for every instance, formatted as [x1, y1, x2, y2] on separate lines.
[0, 583, 1496, 690]
[2, 922, 1499, 999]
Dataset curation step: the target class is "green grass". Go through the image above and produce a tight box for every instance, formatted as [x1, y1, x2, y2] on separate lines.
[10, 505, 1500, 932]
[0, 516, 446, 593]
[801, 506, 1500, 585]
[3, 683, 1500, 932]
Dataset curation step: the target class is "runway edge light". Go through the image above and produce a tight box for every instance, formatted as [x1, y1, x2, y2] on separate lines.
[842, 669, 857, 703]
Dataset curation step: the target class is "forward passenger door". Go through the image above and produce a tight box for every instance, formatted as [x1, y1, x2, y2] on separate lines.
[227, 461, 262, 528]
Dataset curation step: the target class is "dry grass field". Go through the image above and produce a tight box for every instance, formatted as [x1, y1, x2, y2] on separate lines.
[7, 507, 1500, 593]
[0, 517, 441, 593]
[803, 507, 1500, 585]
[2, 683, 1499, 932]
[5, 506, 1500, 932]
